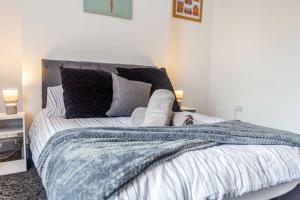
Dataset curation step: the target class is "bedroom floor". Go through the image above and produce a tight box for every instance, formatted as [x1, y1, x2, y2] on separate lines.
[0, 165, 298, 200]
[0, 166, 46, 200]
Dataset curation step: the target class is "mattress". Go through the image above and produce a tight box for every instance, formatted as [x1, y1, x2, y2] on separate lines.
[29, 110, 300, 200]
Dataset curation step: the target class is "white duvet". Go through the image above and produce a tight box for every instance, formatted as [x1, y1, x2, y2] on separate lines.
[29, 110, 300, 200]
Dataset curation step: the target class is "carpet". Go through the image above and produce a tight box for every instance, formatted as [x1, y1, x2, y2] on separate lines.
[0, 166, 46, 200]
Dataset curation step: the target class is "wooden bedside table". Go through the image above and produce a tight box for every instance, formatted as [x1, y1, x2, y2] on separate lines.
[181, 106, 197, 113]
[0, 112, 27, 175]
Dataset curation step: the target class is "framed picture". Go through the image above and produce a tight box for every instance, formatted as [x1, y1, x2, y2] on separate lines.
[84, 0, 132, 19]
[173, 0, 203, 22]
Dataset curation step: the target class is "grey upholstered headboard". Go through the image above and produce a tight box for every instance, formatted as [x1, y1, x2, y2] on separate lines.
[42, 59, 155, 108]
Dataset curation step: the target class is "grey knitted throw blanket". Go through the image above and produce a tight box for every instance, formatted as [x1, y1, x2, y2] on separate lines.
[37, 121, 300, 200]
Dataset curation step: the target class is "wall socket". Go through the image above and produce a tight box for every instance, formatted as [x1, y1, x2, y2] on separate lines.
[234, 106, 243, 113]
[234, 106, 243, 120]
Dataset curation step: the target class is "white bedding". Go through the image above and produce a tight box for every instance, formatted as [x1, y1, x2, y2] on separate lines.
[29, 110, 300, 200]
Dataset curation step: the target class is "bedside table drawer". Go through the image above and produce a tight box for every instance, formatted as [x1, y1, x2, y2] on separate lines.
[0, 119, 23, 135]
[0, 112, 27, 175]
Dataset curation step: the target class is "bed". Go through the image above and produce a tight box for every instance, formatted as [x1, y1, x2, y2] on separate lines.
[29, 59, 300, 200]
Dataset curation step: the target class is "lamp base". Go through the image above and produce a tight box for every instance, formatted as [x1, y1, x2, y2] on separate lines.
[178, 100, 182, 108]
[6, 104, 18, 115]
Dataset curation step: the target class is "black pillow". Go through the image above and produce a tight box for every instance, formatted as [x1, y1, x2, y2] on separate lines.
[117, 67, 181, 112]
[60, 67, 112, 119]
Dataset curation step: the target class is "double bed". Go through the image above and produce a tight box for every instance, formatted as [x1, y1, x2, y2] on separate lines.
[29, 59, 300, 200]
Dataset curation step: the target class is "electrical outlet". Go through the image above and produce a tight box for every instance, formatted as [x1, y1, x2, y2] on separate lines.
[234, 106, 243, 120]
[234, 106, 243, 113]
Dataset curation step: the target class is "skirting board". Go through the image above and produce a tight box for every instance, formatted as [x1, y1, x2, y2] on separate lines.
[0, 159, 27, 176]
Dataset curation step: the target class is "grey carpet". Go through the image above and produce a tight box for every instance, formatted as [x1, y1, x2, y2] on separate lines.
[0, 167, 47, 200]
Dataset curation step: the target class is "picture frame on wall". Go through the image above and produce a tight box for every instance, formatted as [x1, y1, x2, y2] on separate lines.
[84, 0, 132, 19]
[173, 0, 203, 22]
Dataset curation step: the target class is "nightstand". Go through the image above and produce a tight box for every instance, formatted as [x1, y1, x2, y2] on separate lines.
[0, 112, 27, 175]
[181, 106, 197, 113]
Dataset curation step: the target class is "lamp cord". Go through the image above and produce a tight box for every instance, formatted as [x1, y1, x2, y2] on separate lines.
[0, 139, 21, 161]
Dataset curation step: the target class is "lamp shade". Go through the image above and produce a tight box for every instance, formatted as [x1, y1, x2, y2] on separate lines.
[175, 90, 184, 100]
[2, 89, 19, 103]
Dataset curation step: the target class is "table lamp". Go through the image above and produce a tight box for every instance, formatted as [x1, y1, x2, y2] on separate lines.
[2, 89, 19, 115]
[175, 90, 184, 107]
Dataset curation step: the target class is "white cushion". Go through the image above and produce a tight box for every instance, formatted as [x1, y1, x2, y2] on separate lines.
[131, 107, 147, 127]
[142, 89, 175, 127]
[131, 108, 195, 127]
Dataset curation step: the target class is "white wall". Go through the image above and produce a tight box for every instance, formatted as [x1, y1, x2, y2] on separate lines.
[21, 0, 172, 122]
[168, 0, 214, 114]
[0, 0, 22, 113]
[208, 0, 300, 132]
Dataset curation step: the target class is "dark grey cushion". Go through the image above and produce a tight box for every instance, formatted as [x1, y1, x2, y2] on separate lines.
[61, 67, 113, 119]
[106, 74, 152, 117]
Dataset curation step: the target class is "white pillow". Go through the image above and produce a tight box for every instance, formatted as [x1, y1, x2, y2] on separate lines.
[45, 85, 65, 117]
[131, 107, 147, 127]
[131, 108, 194, 127]
[142, 89, 175, 127]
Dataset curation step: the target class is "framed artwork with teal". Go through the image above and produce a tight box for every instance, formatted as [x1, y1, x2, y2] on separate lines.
[84, 0, 132, 19]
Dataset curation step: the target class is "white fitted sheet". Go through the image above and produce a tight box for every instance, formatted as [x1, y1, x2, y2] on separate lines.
[29, 110, 300, 200]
